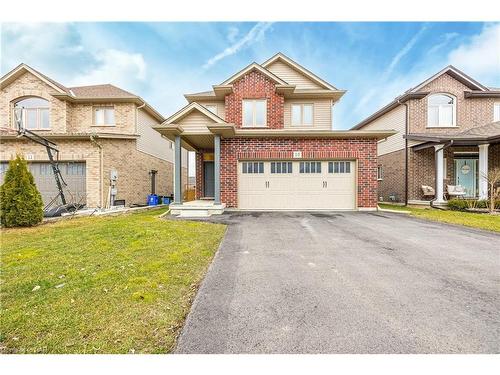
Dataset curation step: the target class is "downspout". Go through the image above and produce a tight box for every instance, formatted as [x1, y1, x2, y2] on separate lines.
[430, 140, 454, 209]
[397, 98, 409, 206]
[90, 133, 104, 208]
[136, 101, 146, 133]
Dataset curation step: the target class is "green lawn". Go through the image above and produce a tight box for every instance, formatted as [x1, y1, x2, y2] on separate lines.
[378, 203, 500, 233]
[0, 208, 226, 354]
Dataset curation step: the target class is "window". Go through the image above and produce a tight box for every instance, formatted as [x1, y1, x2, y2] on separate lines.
[494, 103, 500, 122]
[271, 162, 293, 174]
[377, 166, 383, 180]
[299, 161, 321, 174]
[205, 105, 217, 115]
[13, 97, 50, 130]
[291, 104, 313, 126]
[427, 94, 456, 127]
[94, 106, 115, 125]
[242, 99, 266, 127]
[328, 161, 351, 174]
[242, 162, 264, 174]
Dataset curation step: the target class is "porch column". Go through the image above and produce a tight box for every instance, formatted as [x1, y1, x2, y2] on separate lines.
[478, 143, 489, 200]
[434, 145, 445, 203]
[214, 134, 221, 205]
[174, 135, 182, 204]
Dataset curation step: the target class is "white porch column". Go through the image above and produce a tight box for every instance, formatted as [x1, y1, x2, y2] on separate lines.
[173, 135, 182, 204]
[478, 143, 489, 200]
[434, 145, 445, 203]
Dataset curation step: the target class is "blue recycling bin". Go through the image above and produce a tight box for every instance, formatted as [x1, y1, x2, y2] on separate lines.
[147, 194, 159, 206]
[162, 196, 171, 205]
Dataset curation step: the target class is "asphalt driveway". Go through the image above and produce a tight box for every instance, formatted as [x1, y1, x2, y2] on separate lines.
[174, 211, 500, 354]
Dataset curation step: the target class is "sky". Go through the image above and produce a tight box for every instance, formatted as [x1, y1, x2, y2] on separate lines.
[1, 22, 499, 130]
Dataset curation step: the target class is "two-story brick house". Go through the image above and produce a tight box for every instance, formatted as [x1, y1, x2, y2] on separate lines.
[353, 65, 500, 204]
[0, 64, 187, 208]
[154, 53, 393, 216]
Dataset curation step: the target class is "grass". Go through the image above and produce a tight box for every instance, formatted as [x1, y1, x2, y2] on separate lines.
[378, 203, 500, 233]
[0, 208, 226, 354]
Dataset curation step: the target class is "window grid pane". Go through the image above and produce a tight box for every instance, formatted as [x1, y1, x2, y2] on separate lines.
[303, 105, 313, 125]
[291, 105, 301, 126]
[255, 100, 266, 126]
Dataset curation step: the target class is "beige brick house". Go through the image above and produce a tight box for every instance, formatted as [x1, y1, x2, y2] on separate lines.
[0, 64, 187, 208]
[353, 65, 500, 204]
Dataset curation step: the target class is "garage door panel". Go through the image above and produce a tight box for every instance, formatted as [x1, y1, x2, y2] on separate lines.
[238, 160, 355, 210]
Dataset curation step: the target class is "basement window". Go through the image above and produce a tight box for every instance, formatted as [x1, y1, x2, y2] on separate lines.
[377, 166, 383, 180]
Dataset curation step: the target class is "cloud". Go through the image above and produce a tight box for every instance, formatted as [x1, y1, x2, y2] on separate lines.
[354, 26, 427, 113]
[447, 23, 500, 83]
[68, 49, 147, 88]
[427, 32, 459, 55]
[203, 22, 273, 69]
[227, 26, 239, 43]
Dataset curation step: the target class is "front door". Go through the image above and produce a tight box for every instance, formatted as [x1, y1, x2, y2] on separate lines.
[203, 161, 215, 198]
[455, 159, 477, 198]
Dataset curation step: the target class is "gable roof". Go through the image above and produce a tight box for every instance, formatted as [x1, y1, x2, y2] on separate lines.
[0, 63, 165, 122]
[163, 102, 228, 125]
[353, 65, 492, 130]
[1, 63, 70, 94]
[408, 65, 488, 93]
[262, 52, 337, 90]
[220, 62, 288, 85]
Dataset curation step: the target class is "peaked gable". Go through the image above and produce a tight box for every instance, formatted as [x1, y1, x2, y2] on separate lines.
[164, 102, 227, 125]
[262, 53, 337, 90]
[409, 65, 488, 93]
[220, 62, 287, 86]
[0, 64, 69, 94]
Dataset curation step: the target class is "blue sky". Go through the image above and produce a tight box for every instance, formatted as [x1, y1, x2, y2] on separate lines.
[2, 22, 499, 129]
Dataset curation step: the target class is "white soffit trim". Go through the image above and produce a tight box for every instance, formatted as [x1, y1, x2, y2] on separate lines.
[410, 65, 488, 93]
[164, 102, 227, 125]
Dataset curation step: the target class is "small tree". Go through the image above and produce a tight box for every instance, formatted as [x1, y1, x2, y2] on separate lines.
[0, 155, 44, 227]
[482, 167, 500, 213]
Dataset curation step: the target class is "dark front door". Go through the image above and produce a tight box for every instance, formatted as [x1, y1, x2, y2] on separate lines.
[204, 161, 215, 198]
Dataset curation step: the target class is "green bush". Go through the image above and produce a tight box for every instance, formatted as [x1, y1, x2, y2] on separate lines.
[0, 155, 44, 227]
[447, 199, 469, 211]
[447, 198, 500, 211]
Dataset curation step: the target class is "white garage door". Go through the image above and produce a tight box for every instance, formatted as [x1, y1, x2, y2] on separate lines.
[238, 160, 356, 210]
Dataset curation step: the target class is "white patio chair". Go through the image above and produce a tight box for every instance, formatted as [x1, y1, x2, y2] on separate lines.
[447, 185, 467, 199]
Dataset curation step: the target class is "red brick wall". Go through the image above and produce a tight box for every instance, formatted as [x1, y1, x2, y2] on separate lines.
[220, 137, 378, 208]
[225, 70, 284, 129]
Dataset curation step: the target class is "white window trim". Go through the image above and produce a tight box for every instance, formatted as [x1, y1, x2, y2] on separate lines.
[13, 99, 50, 130]
[427, 93, 457, 128]
[242, 99, 267, 128]
[291, 103, 314, 126]
[377, 166, 384, 181]
[494, 102, 500, 122]
[93, 105, 116, 126]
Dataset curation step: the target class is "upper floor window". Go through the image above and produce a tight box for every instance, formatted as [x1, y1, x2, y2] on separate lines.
[205, 104, 217, 115]
[291, 104, 313, 126]
[94, 106, 115, 126]
[427, 94, 456, 127]
[14, 97, 50, 130]
[494, 103, 500, 122]
[242, 99, 266, 127]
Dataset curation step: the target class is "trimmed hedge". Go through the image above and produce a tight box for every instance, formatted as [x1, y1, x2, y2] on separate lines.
[0, 155, 44, 227]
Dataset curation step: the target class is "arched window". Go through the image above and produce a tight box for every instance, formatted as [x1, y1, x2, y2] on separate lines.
[427, 94, 456, 127]
[13, 97, 50, 130]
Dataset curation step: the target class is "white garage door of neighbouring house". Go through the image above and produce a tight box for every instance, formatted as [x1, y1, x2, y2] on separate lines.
[0, 161, 87, 206]
[238, 160, 356, 210]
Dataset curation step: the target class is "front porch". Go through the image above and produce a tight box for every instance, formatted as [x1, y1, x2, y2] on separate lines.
[407, 123, 500, 203]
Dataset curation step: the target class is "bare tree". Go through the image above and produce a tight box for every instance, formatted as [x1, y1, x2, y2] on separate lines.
[482, 167, 500, 213]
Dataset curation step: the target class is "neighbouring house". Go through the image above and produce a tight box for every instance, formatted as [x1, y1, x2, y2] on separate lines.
[0, 64, 188, 208]
[352, 65, 500, 205]
[154, 53, 393, 216]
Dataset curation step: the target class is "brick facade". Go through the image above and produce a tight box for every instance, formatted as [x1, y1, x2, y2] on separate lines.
[219, 138, 378, 208]
[1, 69, 180, 208]
[378, 149, 406, 202]
[225, 70, 285, 129]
